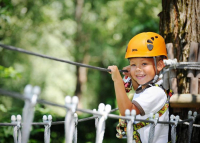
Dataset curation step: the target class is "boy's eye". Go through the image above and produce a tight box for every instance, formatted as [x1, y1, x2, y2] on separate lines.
[142, 63, 147, 65]
[131, 64, 136, 66]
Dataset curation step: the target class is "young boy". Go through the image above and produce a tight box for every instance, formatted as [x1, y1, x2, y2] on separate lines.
[108, 32, 170, 143]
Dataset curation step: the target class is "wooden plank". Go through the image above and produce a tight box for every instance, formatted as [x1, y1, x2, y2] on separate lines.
[170, 94, 200, 108]
[196, 43, 200, 94]
[199, 79, 200, 94]
[170, 78, 178, 94]
[166, 43, 174, 59]
[170, 103, 200, 108]
[187, 42, 198, 94]
[165, 43, 178, 93]
[196, 43, 200, 78]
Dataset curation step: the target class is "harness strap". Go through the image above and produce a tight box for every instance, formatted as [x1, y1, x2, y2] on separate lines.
[116, 82, 173, 143]
[116, 102, 169, 142]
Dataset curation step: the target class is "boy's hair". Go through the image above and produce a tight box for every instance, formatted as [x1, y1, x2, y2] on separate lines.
[156, 55, 167, 62]
[128, 55, 167, 63]
[125, 32, 168, 59]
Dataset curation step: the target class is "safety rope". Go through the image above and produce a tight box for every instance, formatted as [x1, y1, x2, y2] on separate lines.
[179, 119, 200, 127]
[148, 124, 156, 143]
[188, 120, 194, 143]
[171, 125, 176, 143]
[0, 43, 127, 73]
[13, 125, 18, 143]
[0, 88, 200, 143]
[163, 59, 200, 70]
[1, 88, 199, 127]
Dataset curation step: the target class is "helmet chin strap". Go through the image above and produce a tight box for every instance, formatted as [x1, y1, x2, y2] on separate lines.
[152, 57, 159, 83]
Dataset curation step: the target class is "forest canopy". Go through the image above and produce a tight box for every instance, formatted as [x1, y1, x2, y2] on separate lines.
[0, 0, 161, 142]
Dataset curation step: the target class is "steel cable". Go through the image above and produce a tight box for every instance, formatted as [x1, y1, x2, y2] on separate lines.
[0, 43, 127, 73]
[0, 88, 200, 128]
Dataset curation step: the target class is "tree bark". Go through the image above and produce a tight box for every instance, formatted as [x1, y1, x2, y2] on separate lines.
[159, 0, 200, 95]
[74, 0, 91, 108]
[159, 0, 200, 142]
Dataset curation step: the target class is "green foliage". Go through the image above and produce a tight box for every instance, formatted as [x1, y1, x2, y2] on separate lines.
[0, 65, 21, 79]
[0, 0, 161, 142]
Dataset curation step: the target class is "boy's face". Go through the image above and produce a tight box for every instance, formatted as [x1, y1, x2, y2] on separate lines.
[129, 57, 156, 85]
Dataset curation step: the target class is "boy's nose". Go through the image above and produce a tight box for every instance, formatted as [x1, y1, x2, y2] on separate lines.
[136, 67, 142, 72]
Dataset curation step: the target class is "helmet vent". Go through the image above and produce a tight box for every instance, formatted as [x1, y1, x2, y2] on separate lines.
[147, 39, 153, 43]
[151, 37, 154, 41]
[147, 44, 153, 51]
[155, 36, 158, 38]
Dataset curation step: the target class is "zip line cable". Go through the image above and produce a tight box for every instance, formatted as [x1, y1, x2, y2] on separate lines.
[1, 43, 200, 73]
[0, 43, 128, 73]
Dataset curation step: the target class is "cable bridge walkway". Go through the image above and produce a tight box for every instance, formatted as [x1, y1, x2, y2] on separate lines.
[0, 86, 199, 143]
[0, 43, 200, 143]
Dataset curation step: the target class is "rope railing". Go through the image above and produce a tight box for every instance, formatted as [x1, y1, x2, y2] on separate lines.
[0, 43, 127, 73]
[163, 59, 200, 70]
[0, 87, 199, 143]
[1, 43, 200, 142]
[1, 43, 200, 72]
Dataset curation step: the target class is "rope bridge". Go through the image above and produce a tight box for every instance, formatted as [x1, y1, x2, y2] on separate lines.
[0, 86, 199, 143]
[0, 43, 200, 143]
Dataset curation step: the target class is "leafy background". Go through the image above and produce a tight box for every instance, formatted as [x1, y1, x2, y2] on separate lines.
[0, 0, 161, 142]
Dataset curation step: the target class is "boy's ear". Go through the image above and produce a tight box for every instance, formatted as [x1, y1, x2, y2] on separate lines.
[157, 60, 165, 72]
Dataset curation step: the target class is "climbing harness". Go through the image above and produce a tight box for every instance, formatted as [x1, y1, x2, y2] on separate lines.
[0, 33, 200, 143]
[123, 76, 132, 92]
[116, 79, 173, 143]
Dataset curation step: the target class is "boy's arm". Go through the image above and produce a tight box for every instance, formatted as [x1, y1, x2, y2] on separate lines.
[114, 78, 140, 116]
[108, 65, 140, 116]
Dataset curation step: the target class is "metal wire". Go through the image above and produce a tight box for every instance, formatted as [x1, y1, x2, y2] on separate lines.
[0, 88, 103, 116]
[0, 89, 29, 101]
[0, 43, 127, 73]
[78, 116, 96, 123]
[171, 66, 200, 70]
[0, 88, 199, 128]
[0, 123, 17, 126]
[178, 62, 200, 65]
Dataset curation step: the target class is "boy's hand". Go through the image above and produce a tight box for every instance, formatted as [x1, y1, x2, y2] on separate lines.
[122, 65, 131, 77]
[122, 65, 139, 90]
[108, 65, 122, 82]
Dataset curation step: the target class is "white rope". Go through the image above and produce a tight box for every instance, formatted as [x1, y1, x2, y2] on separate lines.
[95, 103, 111, 143]
[1, 87, 200, 143]
[11, 115, 22, 143]
[171, 125, 176, 143]
[179, 119, 200, 127]
[170, 115, 179, 143]
[43, 115, 52, 143]
[13, 125, 18, 143]
[22, 85, 40, 143]
[163, 59, 200, 70]
[148, 113, 159, 143]
[73, 113, 78, 143]
[64, 96, 78, 143]
[179, 111, 200, 127]
[125, 109, 136, 143]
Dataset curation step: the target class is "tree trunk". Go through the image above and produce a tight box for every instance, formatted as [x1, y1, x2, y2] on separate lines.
[159, 0, 200, 142]
[74, 0, 90, 108]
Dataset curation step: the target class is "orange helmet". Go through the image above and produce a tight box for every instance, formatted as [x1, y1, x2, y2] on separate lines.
[125, 32, 168, 59]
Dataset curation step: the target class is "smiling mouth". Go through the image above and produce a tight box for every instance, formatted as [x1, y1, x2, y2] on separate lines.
[136, 75, 146, 79]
